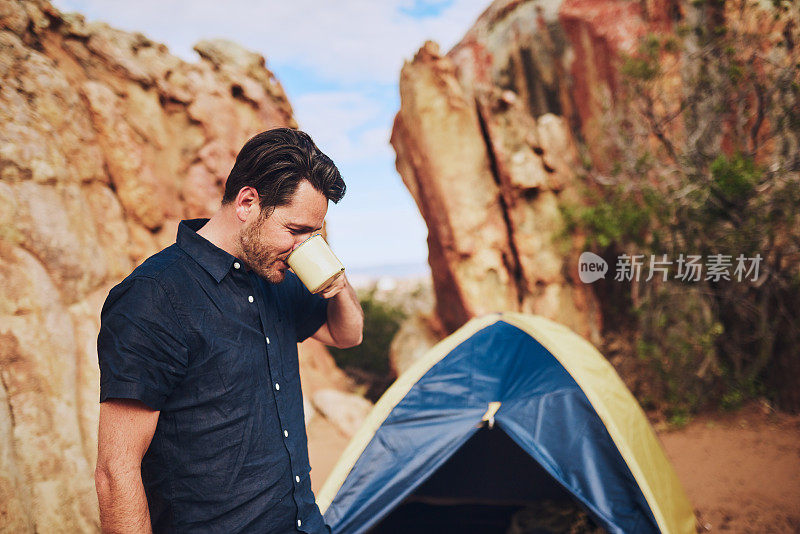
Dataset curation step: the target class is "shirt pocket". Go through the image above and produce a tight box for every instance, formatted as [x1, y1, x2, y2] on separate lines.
[273, 319, 301, 380]
[198, 313, 260, 407]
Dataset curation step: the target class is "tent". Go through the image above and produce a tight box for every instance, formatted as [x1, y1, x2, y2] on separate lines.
[316, 313, 695, 534]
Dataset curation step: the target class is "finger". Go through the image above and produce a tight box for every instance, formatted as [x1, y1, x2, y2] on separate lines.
[322, 285, 342, 298]
[320, 283, 345, 299]
[317, 273, 346, 298]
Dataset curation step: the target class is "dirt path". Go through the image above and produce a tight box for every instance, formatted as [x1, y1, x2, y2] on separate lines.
[309, 402, 800, 532]
[308, 414, 350, 494]
[659, 403, 800, 533]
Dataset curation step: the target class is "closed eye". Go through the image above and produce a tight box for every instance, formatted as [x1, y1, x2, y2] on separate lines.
[288, 226, 322, 235]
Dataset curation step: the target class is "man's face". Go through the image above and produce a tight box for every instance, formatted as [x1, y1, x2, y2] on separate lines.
[238, 180, 328, 283]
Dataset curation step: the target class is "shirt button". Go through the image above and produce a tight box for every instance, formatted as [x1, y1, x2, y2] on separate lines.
[283, 429, 289, 438]
[295, 475, 300, 483]
[297, 519, 302, 527]
[266, 336, 270, 344]
[248, 295, 254, 303]
[233, 262, 241, 269]
[274, 382, 280, 391]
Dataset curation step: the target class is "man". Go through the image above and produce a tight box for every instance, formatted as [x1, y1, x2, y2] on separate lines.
[94, 128, 364, 533]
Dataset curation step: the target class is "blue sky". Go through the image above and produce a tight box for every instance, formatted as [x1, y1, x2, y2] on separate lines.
[52, 0, 490, 270]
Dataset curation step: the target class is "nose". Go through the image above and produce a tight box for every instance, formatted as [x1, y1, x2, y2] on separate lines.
[291, 234, 312, 251]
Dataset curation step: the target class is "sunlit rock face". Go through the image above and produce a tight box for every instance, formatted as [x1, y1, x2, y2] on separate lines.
[391, 0, 609, 341]
[392, 0, 796, 369]
[0, 1, 350, 531]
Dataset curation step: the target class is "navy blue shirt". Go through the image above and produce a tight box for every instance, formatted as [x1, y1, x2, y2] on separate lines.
[98, 219, 330, 533]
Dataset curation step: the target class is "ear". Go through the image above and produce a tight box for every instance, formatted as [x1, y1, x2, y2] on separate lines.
[234, 186, 259, 223]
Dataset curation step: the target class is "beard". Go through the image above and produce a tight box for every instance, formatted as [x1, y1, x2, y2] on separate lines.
[238, 217, 288, 284]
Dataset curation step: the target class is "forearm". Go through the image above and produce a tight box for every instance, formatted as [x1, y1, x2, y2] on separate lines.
[96, 467, 153, 534]
[325, 277, 364, 348]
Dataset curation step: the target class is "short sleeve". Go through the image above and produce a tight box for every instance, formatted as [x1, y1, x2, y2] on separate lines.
[285, 271, 329, 343]
[97, 277, 190, 410]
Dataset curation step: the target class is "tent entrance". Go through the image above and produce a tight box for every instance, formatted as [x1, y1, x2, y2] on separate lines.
[369, 426, 606, 533]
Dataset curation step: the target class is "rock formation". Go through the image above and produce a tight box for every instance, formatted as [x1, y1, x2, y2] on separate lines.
[0, 1, 355, 531]
[391, 0, 607, 341]
[311, 389, 373, 439]
[388, 312, 440, 377]
[391, 0, 799, 410]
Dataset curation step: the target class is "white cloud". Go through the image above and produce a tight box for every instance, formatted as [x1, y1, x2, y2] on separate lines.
[326, 204, 429, 267]
[53, 0, 489, 84]
[292, 91, 391, 164]
[356, 126, 394, 162]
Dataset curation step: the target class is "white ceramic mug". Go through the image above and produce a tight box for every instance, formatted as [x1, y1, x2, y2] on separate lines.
[286, 234, 345, 294]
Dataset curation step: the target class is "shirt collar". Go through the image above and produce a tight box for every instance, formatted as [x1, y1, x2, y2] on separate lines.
[176, 219, 239, 283]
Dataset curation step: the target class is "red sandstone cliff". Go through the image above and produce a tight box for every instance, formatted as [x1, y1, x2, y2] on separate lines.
[0, 1, 352, 531]
[390, 0, 797, 347]
[391, 0, 606, 340]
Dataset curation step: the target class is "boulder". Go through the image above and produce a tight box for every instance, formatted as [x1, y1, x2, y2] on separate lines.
[391, 10, 604, 341]
[311, 389, 373, 439]
[389, 314, 442, 377]
[0, 1, 315, 530]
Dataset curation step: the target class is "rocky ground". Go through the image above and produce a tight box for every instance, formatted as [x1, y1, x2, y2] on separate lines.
[308, 402, 800, 533]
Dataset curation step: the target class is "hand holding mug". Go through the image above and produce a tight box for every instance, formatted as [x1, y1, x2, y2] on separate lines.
[318, 270, 347, 299]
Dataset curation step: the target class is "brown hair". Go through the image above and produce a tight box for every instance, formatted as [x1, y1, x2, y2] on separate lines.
[222, 128, 346, 212]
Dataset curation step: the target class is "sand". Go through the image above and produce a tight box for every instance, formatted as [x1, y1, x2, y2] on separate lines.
[660, 403, 800, 533]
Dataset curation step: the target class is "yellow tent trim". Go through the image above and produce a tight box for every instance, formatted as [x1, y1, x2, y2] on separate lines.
[499, 313, 695, 534]
[316, 312, 695, 534]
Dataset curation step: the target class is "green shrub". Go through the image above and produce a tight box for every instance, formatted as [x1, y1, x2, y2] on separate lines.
[562, 0, 800, 413]
[328, 288, 407, 398]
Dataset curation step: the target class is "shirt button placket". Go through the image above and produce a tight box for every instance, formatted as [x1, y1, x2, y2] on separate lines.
[249, 276, 302, 530]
